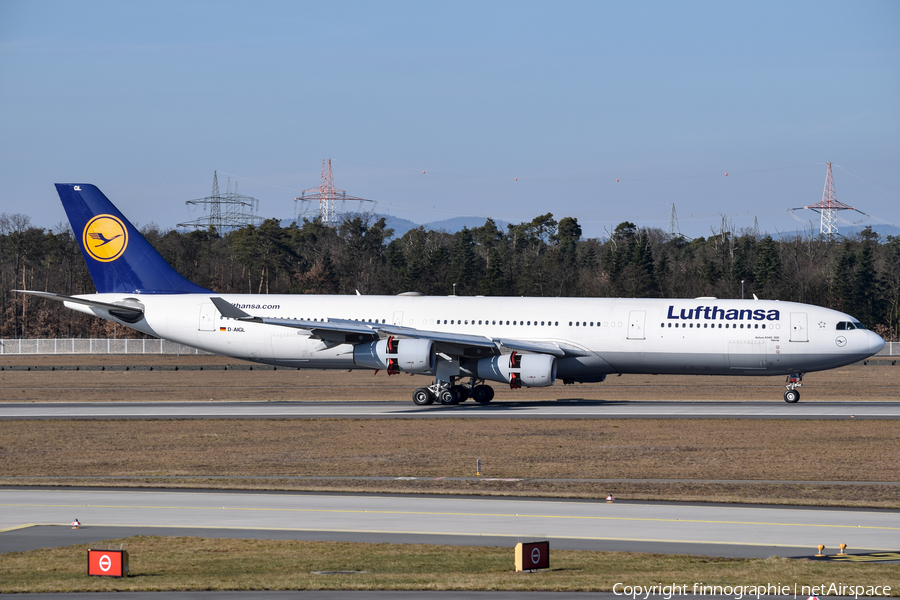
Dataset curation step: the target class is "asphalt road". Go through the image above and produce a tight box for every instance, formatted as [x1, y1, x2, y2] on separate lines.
[1, 400, 899, 419]
[3, 488, 898, 559]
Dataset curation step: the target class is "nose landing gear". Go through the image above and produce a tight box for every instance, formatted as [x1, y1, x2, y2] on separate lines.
[784, 373, 803, 403]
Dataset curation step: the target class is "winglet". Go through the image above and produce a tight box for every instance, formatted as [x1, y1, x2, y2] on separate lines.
[210, 297, 261, 322]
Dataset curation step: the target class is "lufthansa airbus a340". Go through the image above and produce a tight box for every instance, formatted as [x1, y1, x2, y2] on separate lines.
[16, 184, 885, 405]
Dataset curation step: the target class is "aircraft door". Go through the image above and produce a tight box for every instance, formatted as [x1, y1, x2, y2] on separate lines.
[198, 303, 216, 331]
[392, 311, 404, 326]
[790, 312, 808, 342]
[627, 310, 646, 340]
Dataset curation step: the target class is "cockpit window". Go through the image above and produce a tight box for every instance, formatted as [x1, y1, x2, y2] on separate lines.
[837, 321, 866, 331]
[836, 322, 846, 330]
[852, 321, 866, 330]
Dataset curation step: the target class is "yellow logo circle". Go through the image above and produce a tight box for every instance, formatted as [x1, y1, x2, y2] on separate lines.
[83, 215, 128, 262]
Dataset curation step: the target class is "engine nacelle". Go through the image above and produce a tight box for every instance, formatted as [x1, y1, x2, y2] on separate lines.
[475, 352, 557, 388]
[353, 337, 436, 374]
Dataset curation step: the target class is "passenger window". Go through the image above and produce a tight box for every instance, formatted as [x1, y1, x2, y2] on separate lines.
[569, 321, 573, 326]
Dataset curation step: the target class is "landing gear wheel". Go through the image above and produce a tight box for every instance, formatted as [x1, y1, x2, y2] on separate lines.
[472, 385, 494, 404]
[438, 388, 459, 405]
[784, 389, 800, 403]
[452, 385, 469, 402]
[413, 387, 434, 405]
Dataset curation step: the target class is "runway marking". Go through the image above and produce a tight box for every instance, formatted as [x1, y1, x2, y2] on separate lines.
[3, 503, 897, 532]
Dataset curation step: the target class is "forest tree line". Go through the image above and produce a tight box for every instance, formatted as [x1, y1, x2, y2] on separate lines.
[2, 210, 899, 340]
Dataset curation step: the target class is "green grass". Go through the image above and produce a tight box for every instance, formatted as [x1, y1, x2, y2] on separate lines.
[1, 537, 898, 593]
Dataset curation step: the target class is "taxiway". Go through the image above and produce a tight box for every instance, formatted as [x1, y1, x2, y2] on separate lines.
[2, 488, 897, 559]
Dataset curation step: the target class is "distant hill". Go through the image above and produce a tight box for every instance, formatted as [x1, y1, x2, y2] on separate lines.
[279, 216, 899, 241]
[283, 214, 509, 239]
[422, 216, 510, 234]
[377, 215, 510, 238]
[778, 223, 900, 240]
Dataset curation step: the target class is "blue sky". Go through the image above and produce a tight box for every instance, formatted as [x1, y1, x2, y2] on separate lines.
[1, 0, 898, 239]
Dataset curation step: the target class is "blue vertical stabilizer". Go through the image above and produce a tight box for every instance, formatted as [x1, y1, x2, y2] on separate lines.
[56, 184, 211, 294]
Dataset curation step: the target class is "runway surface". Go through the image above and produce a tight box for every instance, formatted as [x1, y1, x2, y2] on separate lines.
[2, 399, 900, 419]
[2, 488, 898, 559]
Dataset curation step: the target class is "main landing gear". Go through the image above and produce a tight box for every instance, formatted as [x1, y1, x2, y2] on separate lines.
[784, 373, 803, 403]
[412, 378, 495, 406]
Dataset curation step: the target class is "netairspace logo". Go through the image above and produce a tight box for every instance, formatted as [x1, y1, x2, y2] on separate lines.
[612, 582, 893, 600]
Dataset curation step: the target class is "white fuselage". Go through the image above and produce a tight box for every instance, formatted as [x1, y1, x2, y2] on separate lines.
[62, 293, 885, 382]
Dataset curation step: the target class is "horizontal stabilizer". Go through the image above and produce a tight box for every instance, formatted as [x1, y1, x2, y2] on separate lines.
[14, 290, 144, 317]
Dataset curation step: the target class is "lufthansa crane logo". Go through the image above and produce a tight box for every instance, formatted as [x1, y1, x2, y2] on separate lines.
[83, 215, 128, 262]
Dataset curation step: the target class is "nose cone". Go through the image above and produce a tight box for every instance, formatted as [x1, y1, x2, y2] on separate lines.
[867, 331, 886, 356]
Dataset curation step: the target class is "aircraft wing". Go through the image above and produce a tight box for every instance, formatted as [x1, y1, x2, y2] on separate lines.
[210, 297, 378, 344]
[211, 297, 566, 358]
[495, 338, 566, 357]
[372, 322, 565, 357]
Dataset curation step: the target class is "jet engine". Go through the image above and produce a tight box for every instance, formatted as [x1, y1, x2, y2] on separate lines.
[475, 351, 557, 388]
[353, 337, 436, 374]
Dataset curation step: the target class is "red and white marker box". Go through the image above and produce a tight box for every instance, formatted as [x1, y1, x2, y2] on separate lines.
[515, 540, 549, 571]
[87, 549, 129, 577]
